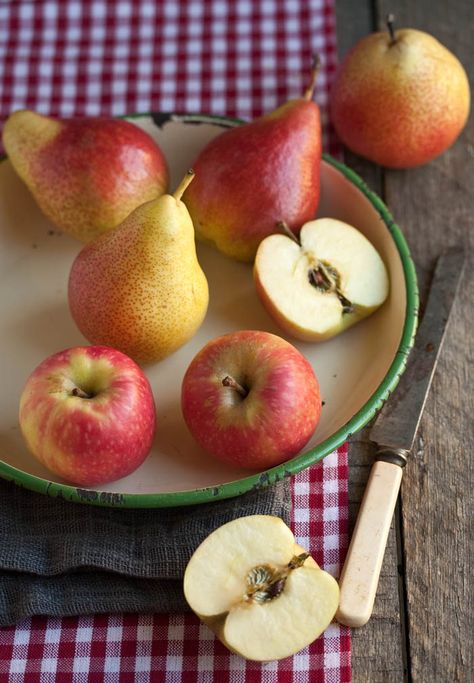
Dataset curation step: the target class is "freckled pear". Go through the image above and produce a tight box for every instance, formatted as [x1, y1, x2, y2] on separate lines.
[68, 170, 209, 365]
[2, 110, 169, 242]
[329, 16, 470, 168]
[183, 59, 322, 262]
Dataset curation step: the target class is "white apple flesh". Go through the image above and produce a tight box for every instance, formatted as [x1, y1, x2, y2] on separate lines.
[254, 218, 389, 341]
[184, 515, 340, 661]
[181, 330, 321, 470]
[19, 345, 156, 486]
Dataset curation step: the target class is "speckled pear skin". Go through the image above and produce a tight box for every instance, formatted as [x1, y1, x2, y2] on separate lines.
[183, 98, 321, 262]
[2, 110, 169, 242]
[330, 29, 470, 168]
[68, 176, 209, 365]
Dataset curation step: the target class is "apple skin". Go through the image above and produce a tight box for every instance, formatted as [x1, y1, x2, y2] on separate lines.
[181, 331, 321, 469]
[330, 28, 470, 168]
[19, 346, 156, 487]
[2, 111, 169, 242]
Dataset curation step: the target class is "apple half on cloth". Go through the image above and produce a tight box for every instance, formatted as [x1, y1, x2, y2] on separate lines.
[184, 515, 339, 661]
[254, 217, 389, 341]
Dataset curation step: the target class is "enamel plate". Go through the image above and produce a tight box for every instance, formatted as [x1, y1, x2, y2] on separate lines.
[0, 113, 418, 507]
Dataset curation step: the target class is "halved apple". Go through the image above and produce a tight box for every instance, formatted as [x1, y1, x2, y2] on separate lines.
[254, 218, 389, 341]
[183, 515, 339, 661]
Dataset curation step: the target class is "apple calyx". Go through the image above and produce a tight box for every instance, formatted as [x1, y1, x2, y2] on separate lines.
[245, 552, 310, 604]
[386, 13, 397, 45]
[173, 168, 195, 202]
[277, 220, 354, 315]
[222, 375, 248, 398]
[303, 54, 321, 101]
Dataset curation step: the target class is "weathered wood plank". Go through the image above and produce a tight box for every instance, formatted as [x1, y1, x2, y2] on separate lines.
[375, 0, 474, 681]
[334, 3, 406, 682]
[336, 1, 473, 680]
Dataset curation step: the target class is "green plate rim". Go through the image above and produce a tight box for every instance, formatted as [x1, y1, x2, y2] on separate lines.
[0, 112, 419, 508]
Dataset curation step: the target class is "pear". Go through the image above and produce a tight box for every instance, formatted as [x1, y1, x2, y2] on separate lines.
[68, 171, 209, 364]
[2, 110, 169, 241]
[183, 59, 322, 262]
[329, 15, 470, 168]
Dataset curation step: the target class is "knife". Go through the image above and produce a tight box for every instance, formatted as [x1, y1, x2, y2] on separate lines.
[336, 247, 465, 628]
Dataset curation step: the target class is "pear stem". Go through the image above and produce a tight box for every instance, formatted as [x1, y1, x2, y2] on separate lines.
[222, 375, 248, 398]
[303, 54, 321, 101]
[173, 169, 195, 202]
[276, 220, 300, 245]
[386, 13, 397, 44]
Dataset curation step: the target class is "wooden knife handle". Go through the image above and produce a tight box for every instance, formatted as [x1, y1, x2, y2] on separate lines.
[336, 459, 404, 628]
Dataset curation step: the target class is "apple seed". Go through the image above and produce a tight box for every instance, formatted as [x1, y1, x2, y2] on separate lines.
[245, 553, 311, 604]
[308, 262, 354, 315]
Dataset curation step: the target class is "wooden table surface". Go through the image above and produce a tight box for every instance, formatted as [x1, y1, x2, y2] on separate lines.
[335, 2, 473, 681]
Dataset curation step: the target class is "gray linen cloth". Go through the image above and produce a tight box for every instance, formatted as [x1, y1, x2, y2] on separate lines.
[0, 478, 291, 626]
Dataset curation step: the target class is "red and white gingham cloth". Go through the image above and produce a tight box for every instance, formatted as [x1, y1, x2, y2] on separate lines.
[0, 1, 350, 681]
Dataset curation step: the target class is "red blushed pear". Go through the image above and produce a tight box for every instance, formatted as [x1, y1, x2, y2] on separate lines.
[183, 59, 322, 262]
[2, 111, 169, 242]
[330, 15, 470, 168]
[181, 330, 321, 470]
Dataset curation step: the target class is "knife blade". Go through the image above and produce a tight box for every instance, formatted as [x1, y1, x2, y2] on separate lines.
[336, 247, 465, 628]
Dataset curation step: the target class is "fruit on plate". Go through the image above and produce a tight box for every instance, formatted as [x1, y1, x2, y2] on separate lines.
[329, 15, 470, 168]
[184, 515, 339, 661]
[18, 346, 156, 487]
[2, 111, 169, 242]
[183, 58, 322, 262]
[181, 330, 321, 469]
[254, 218, 389, 341]
[68, 170, 209, 365]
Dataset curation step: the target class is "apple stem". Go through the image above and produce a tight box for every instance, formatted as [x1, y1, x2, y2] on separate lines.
[303, 53, 320, 101]
[173, 168, 195, 202]
[386, 13, 397, 44]
[276, 220, 300, 245]
[71, 386, 92, 399]
[288, 552, 310, 569]
[222, 375, 248, 398]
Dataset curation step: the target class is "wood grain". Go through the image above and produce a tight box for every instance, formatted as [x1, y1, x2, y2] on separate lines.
[336, 1, 473, 681]
[334, 4, 407, 682]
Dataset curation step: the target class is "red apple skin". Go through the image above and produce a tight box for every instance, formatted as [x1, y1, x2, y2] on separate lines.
[3, 112, 169, 242]
[181, 331, 321, 469]
[19, 346, 156, 487]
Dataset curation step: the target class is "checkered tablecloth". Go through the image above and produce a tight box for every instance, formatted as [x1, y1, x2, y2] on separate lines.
[0, 1, 350, 681]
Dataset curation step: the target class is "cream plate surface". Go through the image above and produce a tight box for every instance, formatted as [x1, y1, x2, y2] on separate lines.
[0, 114, 417, 506]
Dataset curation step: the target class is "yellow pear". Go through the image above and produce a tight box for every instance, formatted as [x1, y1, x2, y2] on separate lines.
[68, 170, 209, 364]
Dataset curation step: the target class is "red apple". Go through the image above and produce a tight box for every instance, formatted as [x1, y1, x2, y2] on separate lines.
[19, 346, 156, 486]
[181, 331, 321, 469]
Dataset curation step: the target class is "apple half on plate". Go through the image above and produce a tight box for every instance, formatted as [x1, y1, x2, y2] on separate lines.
[254, 217, 390, 341]
[184, 515, 339, 661]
